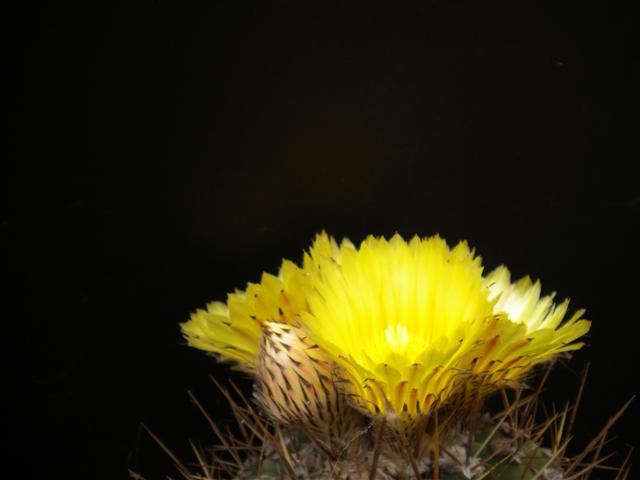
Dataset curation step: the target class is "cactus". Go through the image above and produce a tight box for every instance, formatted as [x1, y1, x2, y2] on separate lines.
[138, 364, 629, 479]
[135, 233, 631, 479]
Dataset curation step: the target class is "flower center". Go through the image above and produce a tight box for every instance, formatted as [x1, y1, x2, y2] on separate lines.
[384, 323, 410, 352]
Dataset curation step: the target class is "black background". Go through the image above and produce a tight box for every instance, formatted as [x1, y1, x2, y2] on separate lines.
[7, 2, 638, 479]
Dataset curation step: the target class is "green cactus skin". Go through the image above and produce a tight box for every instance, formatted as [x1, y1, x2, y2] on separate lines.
[232, 427, 564, 479]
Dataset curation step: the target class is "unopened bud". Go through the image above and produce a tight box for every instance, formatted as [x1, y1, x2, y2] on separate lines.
[254, 322, 339, 431]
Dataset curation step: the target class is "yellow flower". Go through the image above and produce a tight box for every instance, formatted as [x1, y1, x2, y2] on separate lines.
[181, 232, 590, 425]
[300, 234, 590, 421]
[180, 259, 314, 371]
[180, 232, 349, 370]
[484, 265, 587, 343]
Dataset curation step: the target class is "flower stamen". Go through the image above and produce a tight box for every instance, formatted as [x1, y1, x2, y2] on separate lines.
[385, 323, 410, 352]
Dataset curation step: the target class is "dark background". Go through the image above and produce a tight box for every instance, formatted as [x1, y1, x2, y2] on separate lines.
[7, 2, 638, 479]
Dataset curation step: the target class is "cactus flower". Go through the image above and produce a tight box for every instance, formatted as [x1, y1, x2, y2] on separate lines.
[299, 233, 590, 421]
[181, 232, 590, 425]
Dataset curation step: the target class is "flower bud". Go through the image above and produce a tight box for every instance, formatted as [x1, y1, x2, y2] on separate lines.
[254, 322, 339, 431]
